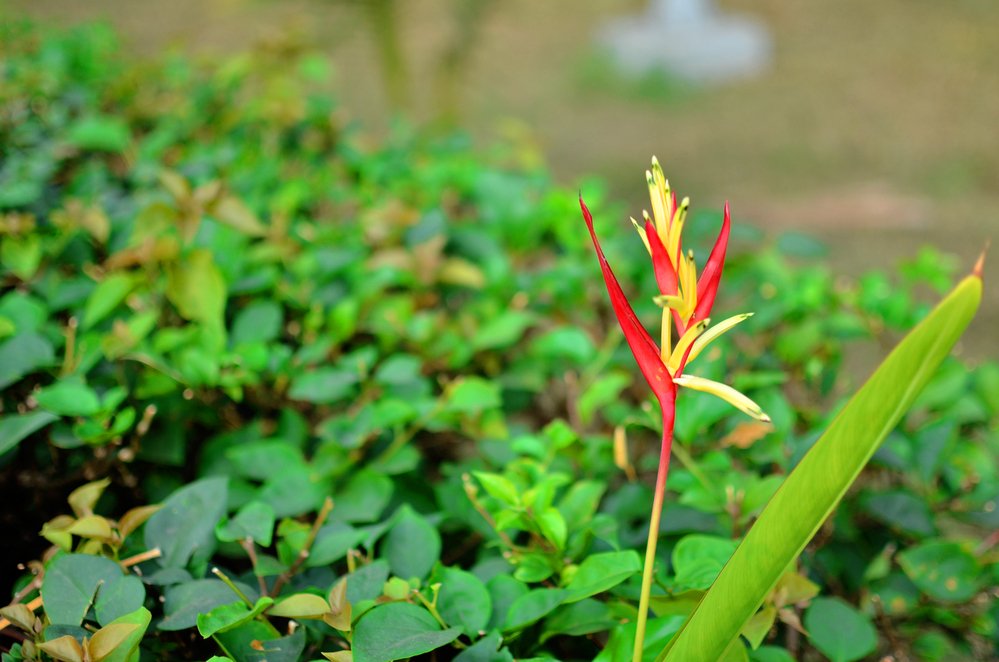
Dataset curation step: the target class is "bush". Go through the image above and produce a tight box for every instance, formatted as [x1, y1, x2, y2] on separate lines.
[1, 21, 996, 662]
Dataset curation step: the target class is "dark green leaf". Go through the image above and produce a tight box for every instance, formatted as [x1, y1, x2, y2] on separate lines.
[145, 477, 228, 569]
[353, 603, 461, 662]
[0, 411, 58, 455]
[382, 507, 440, 580]
[803, 598, 877, 662]
[436, 567, 492, 636]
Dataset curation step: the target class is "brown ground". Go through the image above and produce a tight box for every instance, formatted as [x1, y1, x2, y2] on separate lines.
[8, 0, 998, 359]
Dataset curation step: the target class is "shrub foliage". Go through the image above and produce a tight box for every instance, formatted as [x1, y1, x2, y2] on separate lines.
[1, 21, 996, 662]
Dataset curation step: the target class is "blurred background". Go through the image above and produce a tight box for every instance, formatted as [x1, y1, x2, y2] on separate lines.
[7, 0, 998, 355]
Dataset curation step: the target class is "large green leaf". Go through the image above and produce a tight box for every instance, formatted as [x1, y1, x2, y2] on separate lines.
[352, 602, 461, 662]
[661, 273, 981, 661]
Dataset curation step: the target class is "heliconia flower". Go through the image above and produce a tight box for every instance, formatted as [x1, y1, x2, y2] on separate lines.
[584, 158, 769, 662]
[580, 158, 770, 429]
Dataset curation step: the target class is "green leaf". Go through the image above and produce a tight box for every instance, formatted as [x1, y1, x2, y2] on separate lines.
[41, 554, 123, 626]
[671, 535, 738, 591]
[0, 411, 58, 455]
[93, 575, 145, 626]
[90, 607, 150, 662]
[897, 540, 981, 602]
[83, 273, 136, 329]
[216, 501, 275, 547]
[333, 469, 393, 523]
[661, 274, 982, 661]
[231, 301, 283, 345]
[66, 115, 131, 152]
[860, 489, 935, 537]
[503, 588, 567, 631]
[267, 593, 331, 619]
[213, 619, 302, 662]
[35, 379, 102, 417]
[564, 551, 641, 603]
[443, 377, 501, 414]
[472, 310, 534, 351]
[288, 368, 359, 404]
[166, 249, 226, 325]
[453, 631, 514, 662]
[0, 332, 55, 390]
[352, 602, 461, 662]
[436, 567, 492, 636]
[197, 597, 274, 637]
[382, 506, 440, 580]
[473, 472, 519, 506]
[159, 579, 259, 631]
[803, 598, 877, 662]
[2, 234, 42, 280]
[145, 477, 228, 569]
[541, 599, 617, 641]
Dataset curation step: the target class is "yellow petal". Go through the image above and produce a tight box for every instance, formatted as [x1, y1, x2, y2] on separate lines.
[673, 374, 771, 422]
[668, 318, 710, 373]
[686, 313, 754, 364]
[667, 197, 690, 263]
[653, 294, 685, 310]
[660, 306, 672, 360]
[630, 217, 652, 255]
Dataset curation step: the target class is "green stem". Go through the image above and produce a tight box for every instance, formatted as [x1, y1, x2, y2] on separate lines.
[634, 433, 673, 662]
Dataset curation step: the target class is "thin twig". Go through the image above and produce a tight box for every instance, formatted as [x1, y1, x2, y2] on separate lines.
[120, 547, 162, 568]
[240, 538, 269, 596]
[271, 497, 334, 596]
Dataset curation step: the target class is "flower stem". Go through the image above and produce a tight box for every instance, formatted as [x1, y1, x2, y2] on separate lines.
[633, 428, 674, 662]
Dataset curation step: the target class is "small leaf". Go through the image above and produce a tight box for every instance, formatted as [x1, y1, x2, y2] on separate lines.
[36, 379, 102, 417]
[436, 567, 491, 636]
[41, 554, 123, 626]
[0, 332, 55, 390]
[37, 635, 85, 662]
[564, 551, 641, 603]
[503, 588, 567, 631]
[166, 249, 226, 325]
[144, 477, 228, 569]
[67, 515, 115, 541]
[87, 622, 139, 662]
[68, 479, 112, 518]
[216, 501, 275, 547]
[268, 593, 331, 620]
[804, 598, 877, 662]
[898, 540, 981, 602]
[325, 578, 352, 631]
[82, 273, 136, 330]
[352, 602, 461, 662]
[116, 504, 161, 540]
[0, 411, 58, 455]
[197, 597, 274, 637]
[0, 604, 36, 632]
[473, 472, 519, 506]
[382, 506, 440, 580]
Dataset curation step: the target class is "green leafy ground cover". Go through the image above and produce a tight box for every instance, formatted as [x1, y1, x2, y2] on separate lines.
[0, 21, 996, 662]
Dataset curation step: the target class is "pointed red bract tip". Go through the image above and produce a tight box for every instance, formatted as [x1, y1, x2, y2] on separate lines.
[692, 202, 731, 323]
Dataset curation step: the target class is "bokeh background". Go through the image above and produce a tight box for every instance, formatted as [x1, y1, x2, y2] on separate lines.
[9, 0, 997, 356]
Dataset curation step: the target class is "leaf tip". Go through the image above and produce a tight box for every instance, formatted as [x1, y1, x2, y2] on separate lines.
[972, 242, 988, 280]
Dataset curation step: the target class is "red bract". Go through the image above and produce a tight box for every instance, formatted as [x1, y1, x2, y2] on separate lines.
[693, 202, 731, 324]
[580, 196, 677, 436]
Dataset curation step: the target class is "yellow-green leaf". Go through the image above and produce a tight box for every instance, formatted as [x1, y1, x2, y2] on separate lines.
[661, 273, 981, 661]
